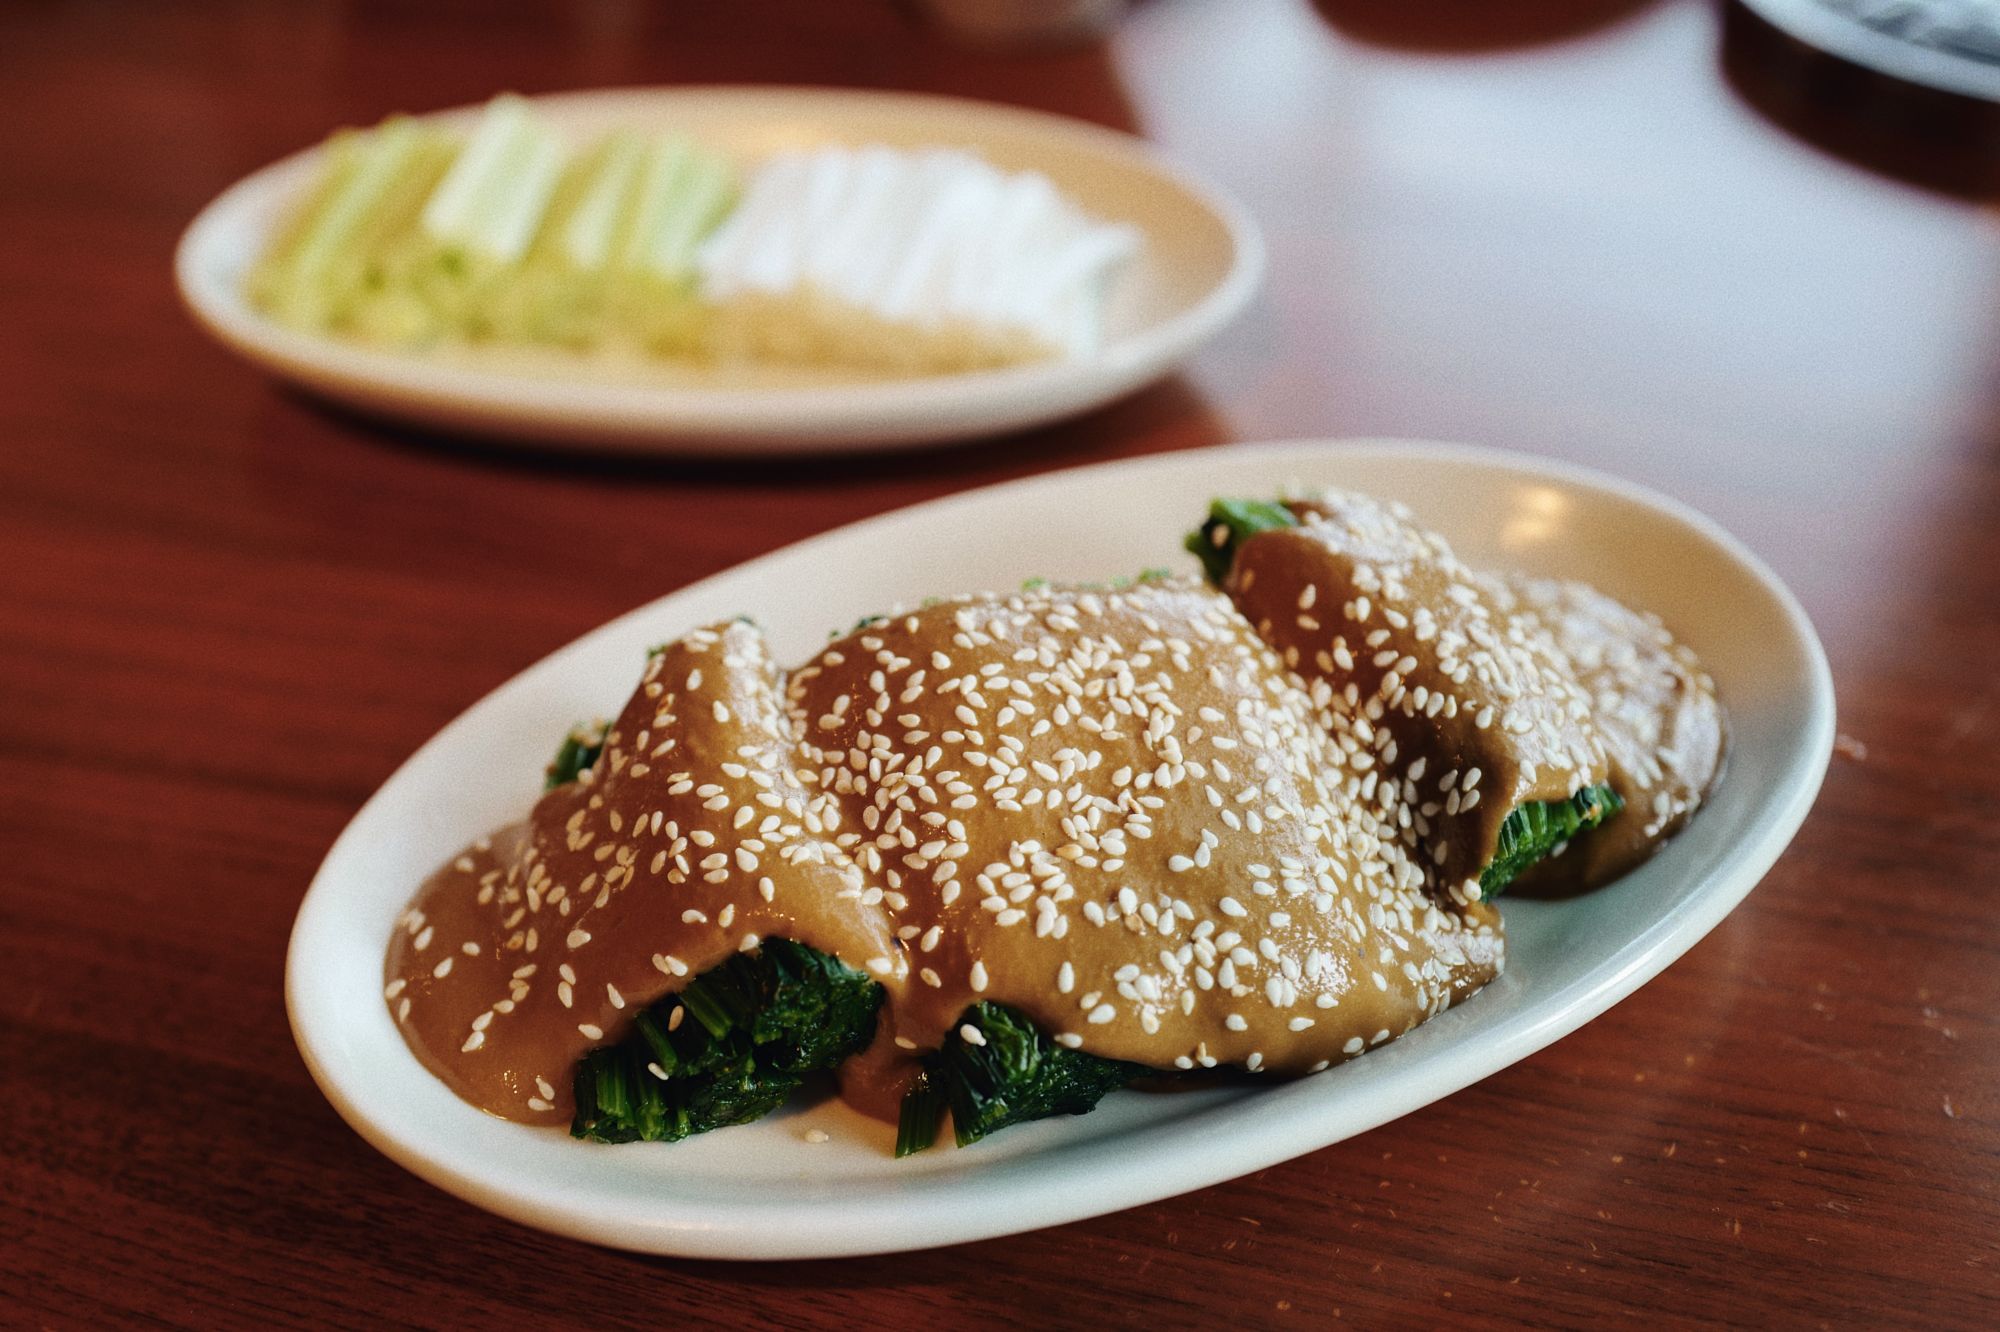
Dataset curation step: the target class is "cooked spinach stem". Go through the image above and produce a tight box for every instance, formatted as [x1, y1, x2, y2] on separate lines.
[632, 1010, 678, 1075]
[570, 939, 883, 1144]
[678, 976, 738, 1040]
[544, 721, 607, 788]
[894, 1069, 946, 1158]
[896, 1001, 1142, 1152]
[1480, 783, 1624, 899]
[592, 1053, 631, 1122]
[1185, 497, 1299, 584]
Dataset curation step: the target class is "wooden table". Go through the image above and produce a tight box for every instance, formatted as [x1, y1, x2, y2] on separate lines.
[4, 0, 1995, 1324]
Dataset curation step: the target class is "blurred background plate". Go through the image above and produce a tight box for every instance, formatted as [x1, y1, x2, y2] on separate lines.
[175, 85, 1264, 455]
[1736, 0, 2000, 100]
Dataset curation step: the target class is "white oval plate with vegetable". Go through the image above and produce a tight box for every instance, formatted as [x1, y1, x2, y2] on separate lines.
[176, 86, 1263, 454]
[286, 439, 1833, 1259]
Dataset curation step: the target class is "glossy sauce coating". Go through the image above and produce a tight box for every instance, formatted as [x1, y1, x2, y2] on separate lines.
[385, 623, 906, 1124]
[1502, 575, 1725, 891]
[1232, 491, 1612, 901]
[387, 581, 1505, 1125]
[788, 580, 1504, 1095]
[385, 515, 1719, 1134]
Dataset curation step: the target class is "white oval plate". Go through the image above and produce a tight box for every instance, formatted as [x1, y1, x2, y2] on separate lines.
[287, 439, 1834, 1259]
[175, 86, 1264, 454]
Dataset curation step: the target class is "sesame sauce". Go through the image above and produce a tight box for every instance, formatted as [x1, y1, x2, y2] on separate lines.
[385, 494, 1720, 1134]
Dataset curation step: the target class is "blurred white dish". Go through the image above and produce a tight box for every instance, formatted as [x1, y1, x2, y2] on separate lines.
[176, 86, 1263, 454]
[287, 439, 1833, 1258]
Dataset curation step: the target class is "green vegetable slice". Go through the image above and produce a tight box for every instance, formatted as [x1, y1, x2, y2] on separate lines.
[543, 720, 608, 789]
[894, 1068, 947, 1157]
[571, 939, 884, 1144]
[896, 1002, 1141, 1155]
[1478, 783, 1624, 900]
[1184, 498, 1299, 584]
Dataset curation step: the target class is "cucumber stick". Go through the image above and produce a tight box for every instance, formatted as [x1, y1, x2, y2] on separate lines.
[418, 93, 565, 265]
[248, 95, 737, 351]
[250, 117, 455, 333]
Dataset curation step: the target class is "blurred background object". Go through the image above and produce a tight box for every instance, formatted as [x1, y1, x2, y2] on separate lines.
[1728, 0, 2000, 193]
[1307, 0, 1660, 51]
[908, 0, 1129, 46]
[1755, 0, 2000, 92]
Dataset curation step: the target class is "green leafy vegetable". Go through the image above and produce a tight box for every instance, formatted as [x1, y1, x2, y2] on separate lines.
[1479, 783, 1624, 900]
[1184, 498, 1299, 584]
[571, 938, 884, 1144]
[544, 720, 608, 789]
[896, 1002, 1141, 1155]
[895, 1068, 947, 1157]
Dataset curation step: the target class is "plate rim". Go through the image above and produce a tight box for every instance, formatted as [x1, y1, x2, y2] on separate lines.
[285, 437, 1835, 1258]
[174, 83, 1267, 453]
[1735, 0, 2000, 103]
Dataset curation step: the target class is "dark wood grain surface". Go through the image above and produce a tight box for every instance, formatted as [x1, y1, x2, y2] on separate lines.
[3, 0, 1996, 1325]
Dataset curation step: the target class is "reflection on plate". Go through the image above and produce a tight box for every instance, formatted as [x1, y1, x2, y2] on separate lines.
[176, 86, 1263, 455]
[286, 439, 1832, 1259]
